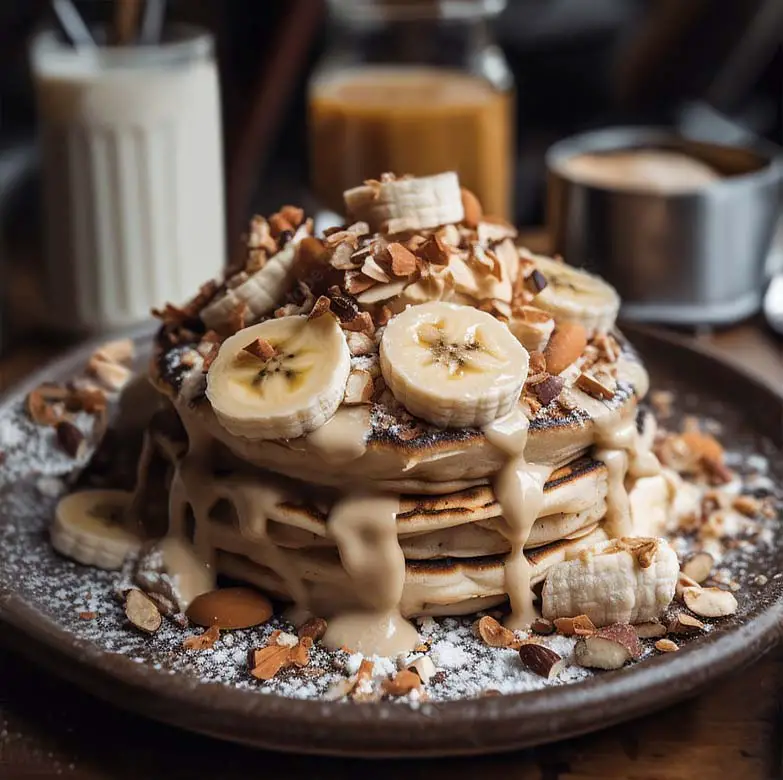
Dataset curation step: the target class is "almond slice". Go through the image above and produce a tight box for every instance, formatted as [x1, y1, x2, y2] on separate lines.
[460, 188, 483, 228]
[655, 638, 679, 653]
[682, 586, 738, 618]
[544, 322, 588, 375]
[382, 669, 421, 697]
[681, 552, 714, 584]
[386, 243, 418, 277]
[250, 644, 291, 681]
[125, 589, 162, 634]
[667, 612, 705, 635]
[183, 625, 220, 650]
[634, 620, 667, 639]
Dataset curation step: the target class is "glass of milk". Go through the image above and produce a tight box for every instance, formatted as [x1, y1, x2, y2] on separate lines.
[30, 26, 225, 332]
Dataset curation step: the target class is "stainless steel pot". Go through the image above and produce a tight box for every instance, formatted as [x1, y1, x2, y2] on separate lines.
[546, 127, 783, 325]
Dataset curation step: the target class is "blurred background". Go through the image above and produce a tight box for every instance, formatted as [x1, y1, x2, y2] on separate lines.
[0, 0, 782, 348]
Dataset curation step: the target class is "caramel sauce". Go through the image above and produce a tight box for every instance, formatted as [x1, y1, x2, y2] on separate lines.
[309, 66, 514, 219]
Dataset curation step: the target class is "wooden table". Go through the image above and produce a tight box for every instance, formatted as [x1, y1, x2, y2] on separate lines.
[0, 323, 781, 779]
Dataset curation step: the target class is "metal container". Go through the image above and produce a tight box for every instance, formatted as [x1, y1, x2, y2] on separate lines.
[546, 127, 783, 325]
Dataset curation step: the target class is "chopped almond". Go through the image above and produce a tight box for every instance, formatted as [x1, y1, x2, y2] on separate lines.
[344, 270, 376, 295]
[554, 614, 596, 636]
[575, 372, 615, 400]
[307, 295, 333, 320]
[183, 625, 220, 651]
[386, 243, 418, 277]
[279, 205, 305, 228]
[26, 387, 63, 426]
[474, 615, 516, 648]
[343, 369, 374, 405]
[340, 311, 374, 335]
[243, 338, 277, 361]
[250, 644, 291, 681]
[544, 322, 588, 375]
[268, 213, 294, 237]
[417, 235, 450, 266]
[382, 669, 421, 697]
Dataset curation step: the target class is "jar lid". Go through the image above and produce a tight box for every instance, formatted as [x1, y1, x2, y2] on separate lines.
[328, 0, 507, 22]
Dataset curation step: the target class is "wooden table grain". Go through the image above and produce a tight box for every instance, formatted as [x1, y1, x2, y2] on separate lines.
[0, 324, 781, 780]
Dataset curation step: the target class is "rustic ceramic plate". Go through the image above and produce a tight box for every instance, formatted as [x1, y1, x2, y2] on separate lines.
[0, 324, 781, 758]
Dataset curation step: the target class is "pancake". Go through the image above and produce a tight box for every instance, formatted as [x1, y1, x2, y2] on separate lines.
[215, 526, 609, 618]
[156, 334, 646, 493]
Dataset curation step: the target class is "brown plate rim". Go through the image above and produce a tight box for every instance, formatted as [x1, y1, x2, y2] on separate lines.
[0, 322, 781, 758]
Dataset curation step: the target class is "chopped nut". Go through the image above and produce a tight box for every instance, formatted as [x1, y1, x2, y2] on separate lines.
[298, 617, 327, 642]
[382, 669, 421, 697]
[460, 187, 483, 228]
[385, 243, 418, 277]
[78, 611, 96, 620]
[344, 270, 376, 295]
[575, 624, 641, 669]
[26, 387, 63, 426]
[55, 421, 86, 459]
[667, 612, 705, 635]
[343, 369, 374, 405]
[308, 295, 333, 320]
[417, 235, 450, 266]
[408, 655, 436, 684]
[554, 614, 596, 637]
[529, 351, 547, 375]
[243, 338, 277, 361]
[92, 338, 134, 366]
[634, 620, 667, 638]
[531, 617, 555, 635]
[340, 311, 374, 334]
[125, 589, 162, 634]
[361, 256, 391, 284]
[680, 430, 724, 464]
[676, 572, 702, 598]
[279, 205, 305, 228]
[526, 269, 548, 294]
[88, 357, 132, 392]
[544, 322, 588, 375]
[183, 625, 220, 651]
[575, 372, 615, 400]
[518, 643, 565, 680]
[655, 638, 679, 653]
[532, 375, 564, 406]
[732, 495, 761, 517]
[683, 586, 738, 618]
[250, 644, 291, 681]
[474, 615, 516, 648]
[268, 213, 294, 237]
[289, 636, 313, 667]
[682, 552, 714, 584]
[701, 456, 734, 485]
[345, 331, 375, 357]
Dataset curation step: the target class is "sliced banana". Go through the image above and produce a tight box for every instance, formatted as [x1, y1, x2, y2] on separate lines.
[201, 223, 310, 331]
[526, 253, 620, 336]
[52, 490, 140, 570]
[343, 172, 464, 234]
[206, 314, 351, 440]
[380, 301, 528, 428]
[541, 537, 679, 626]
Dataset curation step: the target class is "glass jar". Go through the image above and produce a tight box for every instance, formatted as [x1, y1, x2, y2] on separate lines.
[308, 0, 514, 220]
[30, 25, 225, 332]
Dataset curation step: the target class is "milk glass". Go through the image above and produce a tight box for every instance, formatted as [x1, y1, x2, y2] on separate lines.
[30, 27, 225, 331]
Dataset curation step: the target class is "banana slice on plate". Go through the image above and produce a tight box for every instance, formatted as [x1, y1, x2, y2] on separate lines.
[344, 172, 464, 234]
[52, 489, 140, 570]
[207, 313, 351, 440]
[380, 301, 528, 428]
[201, 224, 310, 332]
[527, 254, 620, 336]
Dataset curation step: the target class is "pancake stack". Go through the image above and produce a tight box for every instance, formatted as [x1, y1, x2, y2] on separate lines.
[140, 172, 668, 654]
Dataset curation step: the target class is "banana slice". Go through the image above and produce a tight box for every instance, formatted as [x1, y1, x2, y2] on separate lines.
[343, 172, 464, 234]
[541, 537, 679, 626]
[206, 314, 351, 440]
[201, 223, 310, 331]
[526, 254, 620, 336]
[52, 490, 140, 570]
[380, 301, 528, 428]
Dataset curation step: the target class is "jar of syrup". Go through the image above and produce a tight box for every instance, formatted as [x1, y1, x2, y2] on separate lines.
[309, 0, 514, 220]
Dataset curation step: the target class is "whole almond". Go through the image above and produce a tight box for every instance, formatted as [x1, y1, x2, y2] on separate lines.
[460, 188, 483, 228]
[187, 587, 272, 629]
[298, 617, 327, 642]
[544, 322, 588, 375]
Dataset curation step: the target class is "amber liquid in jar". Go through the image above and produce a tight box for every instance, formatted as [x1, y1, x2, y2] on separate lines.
[309, 66, 514, 220]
